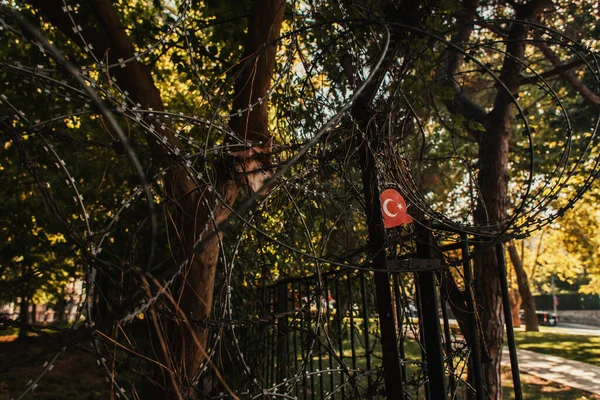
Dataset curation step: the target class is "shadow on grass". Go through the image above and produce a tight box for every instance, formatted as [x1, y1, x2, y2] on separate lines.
[514, 331, 600, 367]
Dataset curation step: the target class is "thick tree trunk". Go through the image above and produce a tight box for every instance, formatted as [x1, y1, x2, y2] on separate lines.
[473, 250, 504, 398]
[166, 2, 284, 397]
[27, 0, 284, 397]
[507, 241, 539, 331]
[473, 2, 549, 397]
[166, 184, 239, 398]
[474, 88, 512, 397]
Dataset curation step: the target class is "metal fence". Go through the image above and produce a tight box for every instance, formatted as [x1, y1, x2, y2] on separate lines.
[217, 231, 507, 400]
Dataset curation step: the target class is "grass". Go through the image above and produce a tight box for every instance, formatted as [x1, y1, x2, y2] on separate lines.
[501, 367, 599, 399]
[301, 332, 600, 399]
[0, 328, 18, 337]
[514, 331, 600, 366]
[1, 327, 599, 399]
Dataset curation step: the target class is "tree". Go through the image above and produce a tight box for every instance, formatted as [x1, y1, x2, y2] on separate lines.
[10, 0, 284, 397]
[429, 0, 600, 395]
[2, 0, 600, 399]
[0, 120, 80, 338]
[507, 241, 539, 331]
[527, 198, 600, 295]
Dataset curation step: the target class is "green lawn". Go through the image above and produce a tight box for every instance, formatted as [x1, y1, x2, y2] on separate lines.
[302, 331, 600, 399]
[514, 331, 600, 366]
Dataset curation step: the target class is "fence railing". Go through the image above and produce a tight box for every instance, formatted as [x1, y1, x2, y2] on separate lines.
[213, 234, 516, 400]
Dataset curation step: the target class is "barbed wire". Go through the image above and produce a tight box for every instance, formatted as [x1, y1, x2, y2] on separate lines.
[1, 0, 599, 399]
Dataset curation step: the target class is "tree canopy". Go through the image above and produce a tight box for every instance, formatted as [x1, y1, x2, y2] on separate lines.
[1, 0, 600, 399]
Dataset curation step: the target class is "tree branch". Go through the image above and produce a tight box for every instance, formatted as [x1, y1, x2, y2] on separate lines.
[445, 0, 479, 80]
[25, 0, 185, 160]
[533, 34, 600, 105]
[487, 0, 552, 126]
[518, 57, 586, 85]
[228, 0, 286, 143]
[440, 0, 488, 139]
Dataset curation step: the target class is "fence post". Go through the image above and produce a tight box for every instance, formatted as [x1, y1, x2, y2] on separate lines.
[392, 274, 407, 400]
[440, 296, 456, 394]
[360, 271, 373, 399]
[415, 223, 446, 399]
[276, 282, 289, 383]
[497, 242, 523, 400]
[359, 165, 405, 400]
[461, 235, 485, 400]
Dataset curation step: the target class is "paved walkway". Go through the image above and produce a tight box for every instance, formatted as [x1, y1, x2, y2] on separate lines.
[502, 348, 600, 395]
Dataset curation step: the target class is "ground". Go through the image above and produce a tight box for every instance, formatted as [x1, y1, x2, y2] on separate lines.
[0, 334, 109, 400]
[502, 368, 599, 400]
[1, 330, 599, 399]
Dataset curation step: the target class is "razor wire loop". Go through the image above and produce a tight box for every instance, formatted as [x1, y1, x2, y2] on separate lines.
[1, 2, 599, 399]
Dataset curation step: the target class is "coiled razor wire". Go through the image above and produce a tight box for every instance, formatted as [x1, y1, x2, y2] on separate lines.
[1, 1, 599, 399]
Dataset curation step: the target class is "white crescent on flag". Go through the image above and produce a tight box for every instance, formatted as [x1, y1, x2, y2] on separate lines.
[382, 198, 398, 217]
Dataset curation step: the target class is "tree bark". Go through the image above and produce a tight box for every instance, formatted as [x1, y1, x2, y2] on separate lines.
[18, 294, 29, 339]
[30, 303, 37, 324]
[508, 288, 522, 327]
[473, 1, 550, 397]
[168, 2, 284, 397]
[26, 0, 284, 397]
[507, 241, 539, 331]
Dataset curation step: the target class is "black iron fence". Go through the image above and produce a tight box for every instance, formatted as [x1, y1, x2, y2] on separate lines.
[0, 231, 516, 399]
[217, 232, 504, 400]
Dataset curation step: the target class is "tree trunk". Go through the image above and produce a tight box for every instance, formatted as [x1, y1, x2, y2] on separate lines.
[473, 2, 549, 397]
[508, 241, 539, 331]
[166, 2, 284, 397]
[473, 249, 504, 398]
[18, 294, 29, 339]
[27, 1, 284, 397]
[54, 297, 67, 324]
[30, 303, 37, 324]
[474, 85, 513, 397]
[509, 288, 522, 327]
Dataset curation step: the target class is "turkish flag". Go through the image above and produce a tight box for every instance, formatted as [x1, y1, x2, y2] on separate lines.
[380, 189, 413, 229]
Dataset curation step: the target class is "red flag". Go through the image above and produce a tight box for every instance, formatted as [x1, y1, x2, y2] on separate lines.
[380, 189, 413, 229]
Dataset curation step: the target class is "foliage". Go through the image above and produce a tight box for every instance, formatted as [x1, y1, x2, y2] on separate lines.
[516, 191, 600, 295]
[1, 0, 600, 398]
